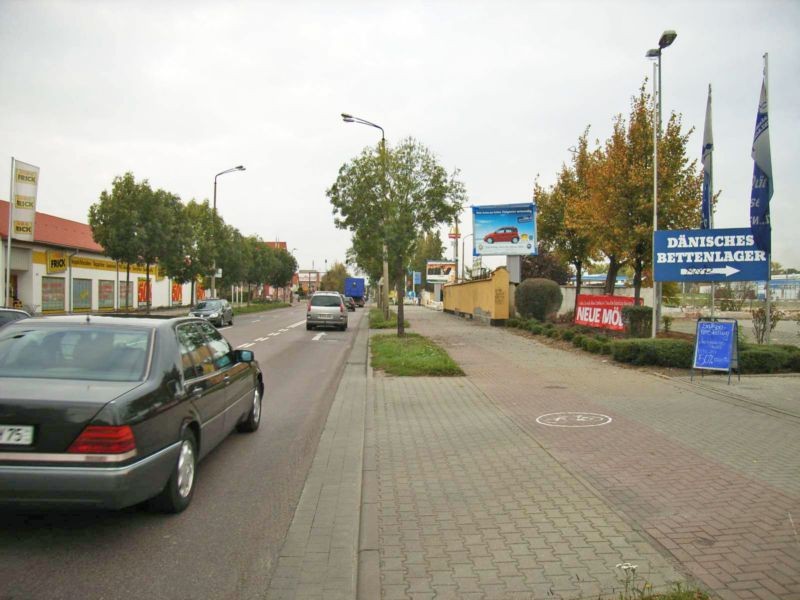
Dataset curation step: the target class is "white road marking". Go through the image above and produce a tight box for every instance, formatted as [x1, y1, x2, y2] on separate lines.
[237, 343, 255, 349]
[254, 337, 268, 342]
[288, 320, 305, 328]
[279, 328, 289, 333]
[269, 332, 280, 337]
[312, 332, 326, 341]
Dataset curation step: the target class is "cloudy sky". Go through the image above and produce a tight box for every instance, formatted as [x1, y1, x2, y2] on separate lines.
[1, 0, 798, 274]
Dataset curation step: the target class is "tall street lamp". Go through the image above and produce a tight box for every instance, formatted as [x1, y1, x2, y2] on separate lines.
[646, 29, 676, 338]
[341, 112, 391, 320]
[211, 165, 245, 298]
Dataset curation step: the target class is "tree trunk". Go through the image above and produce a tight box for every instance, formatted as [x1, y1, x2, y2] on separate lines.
[633, 255, 644, 304]
[396, 277, 405, 337]
[604, 256, 620, 295]
[572, 259, 583, 313]
[125, 265, 131, 312]
[190, 279, 195, 306]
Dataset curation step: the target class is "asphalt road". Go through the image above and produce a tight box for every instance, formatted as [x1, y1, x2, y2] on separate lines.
[0, 303, 364, 600]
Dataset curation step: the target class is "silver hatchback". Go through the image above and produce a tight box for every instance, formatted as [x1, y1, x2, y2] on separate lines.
[306, 292, 348, 331]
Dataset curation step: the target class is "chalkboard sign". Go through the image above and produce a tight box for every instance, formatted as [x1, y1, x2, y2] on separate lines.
[692, 319, 739, 383]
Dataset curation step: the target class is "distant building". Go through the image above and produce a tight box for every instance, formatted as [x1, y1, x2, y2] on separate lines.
[1, 199, 197, 313]
[568, 274, 630, 288]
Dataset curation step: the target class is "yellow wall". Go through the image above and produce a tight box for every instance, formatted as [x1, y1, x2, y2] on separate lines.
[443, 267, 509, 320]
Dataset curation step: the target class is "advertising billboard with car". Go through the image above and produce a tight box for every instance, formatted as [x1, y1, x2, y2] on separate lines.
[472, 203, 537, 256]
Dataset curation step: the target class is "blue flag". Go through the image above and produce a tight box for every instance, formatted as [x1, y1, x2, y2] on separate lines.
[750, 60, 772, 254]
[700, 85, 713, 229]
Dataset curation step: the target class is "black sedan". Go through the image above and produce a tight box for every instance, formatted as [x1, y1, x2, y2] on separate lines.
[0, 315, 263, 513]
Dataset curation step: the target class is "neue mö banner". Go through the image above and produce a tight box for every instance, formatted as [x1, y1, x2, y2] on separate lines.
[574, 294, 636, 331]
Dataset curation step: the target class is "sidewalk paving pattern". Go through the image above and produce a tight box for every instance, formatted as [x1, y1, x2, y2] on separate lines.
[268, 306, 799, 600]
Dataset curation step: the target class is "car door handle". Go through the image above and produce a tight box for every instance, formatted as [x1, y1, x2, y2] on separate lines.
[223, 375, 231, 386]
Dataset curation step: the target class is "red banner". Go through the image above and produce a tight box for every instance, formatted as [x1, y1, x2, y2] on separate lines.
[574, 294, 636, 331]
[171, 282, 182, 303]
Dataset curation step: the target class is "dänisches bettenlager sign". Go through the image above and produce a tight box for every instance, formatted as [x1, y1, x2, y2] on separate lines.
[654, 227, 768, 282]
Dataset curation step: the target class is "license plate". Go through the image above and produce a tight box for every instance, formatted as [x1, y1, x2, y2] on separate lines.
[0, 425, 34, 445]
[320, 314, 332, 319]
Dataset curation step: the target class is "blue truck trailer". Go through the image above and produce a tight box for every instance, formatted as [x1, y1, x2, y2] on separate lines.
[344, 277, 366, 307]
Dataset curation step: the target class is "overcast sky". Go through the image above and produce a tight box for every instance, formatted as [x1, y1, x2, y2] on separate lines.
[1, 0, 798, 274]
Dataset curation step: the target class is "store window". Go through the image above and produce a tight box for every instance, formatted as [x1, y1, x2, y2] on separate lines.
[72, 278, 92, 312]
[99, 280, 115, 310]
[119, 280, 134, 310]
[42, 277, 65, 312]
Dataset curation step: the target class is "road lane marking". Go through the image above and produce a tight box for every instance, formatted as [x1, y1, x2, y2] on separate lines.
[269, 332, 280, 337]
[279, 328, 289, 332]
[289, 320, 305, 328]
[312, 332, 326, 341]
[255, 337, 268, 342]
[237, 343, 255, 348]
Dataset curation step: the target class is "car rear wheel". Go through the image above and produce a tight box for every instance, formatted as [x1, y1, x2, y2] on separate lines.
[306, 323, 313, 330]
[150, 428, 197, 513]
[511, 236, 519, 243]
[237, 387, 262, 433]
[486, 237, 494, 244]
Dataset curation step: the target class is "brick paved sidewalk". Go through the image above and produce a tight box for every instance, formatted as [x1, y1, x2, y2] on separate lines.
[403, 307, 800, 600]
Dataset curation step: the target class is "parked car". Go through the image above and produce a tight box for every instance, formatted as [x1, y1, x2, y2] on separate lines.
[483, 226, 520, 244]
[189, 298, 233, 327]
[344, 296, 356, 312]
[0, 308, 31, 330]
[0, 315, 263, 513]
[307, 291, 348, 331]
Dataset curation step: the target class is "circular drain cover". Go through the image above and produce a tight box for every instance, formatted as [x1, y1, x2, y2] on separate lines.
[536, 412, 612, 427]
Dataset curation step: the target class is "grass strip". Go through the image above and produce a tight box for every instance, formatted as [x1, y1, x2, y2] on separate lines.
[371, 333, 464, 376]
[369, 308, 410, 329]
[233, 302, 291, 315]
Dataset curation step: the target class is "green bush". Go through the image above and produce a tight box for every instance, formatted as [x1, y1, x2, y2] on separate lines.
[572, 333, 585, 347]
[545, 328, 559, 339]
[610, 339, 693, 368]
[561, 329, 576, 342]
[584, 338, 603, 353]
[527, 321, 544, 334]
[622, 305, 652, 338]
[515, 278, 563, 321]
[739, 347, 793, 374]
[506, 317, 521, 328]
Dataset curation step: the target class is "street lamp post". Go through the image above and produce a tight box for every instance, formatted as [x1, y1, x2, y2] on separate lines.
[211, 165, 245, 299]
[341, 112, 391, 320]
[461, 233, 474, 281]
[646, 29, 677, 339]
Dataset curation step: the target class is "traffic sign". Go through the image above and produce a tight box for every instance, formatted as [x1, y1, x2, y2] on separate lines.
[654, 227, 768, 282]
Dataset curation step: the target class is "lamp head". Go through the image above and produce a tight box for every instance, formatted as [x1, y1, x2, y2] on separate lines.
[659, 30, 677, 49]
[646, 48, 660, 59]
[235, 165, 245, 171]
[341, 113, 354, 122]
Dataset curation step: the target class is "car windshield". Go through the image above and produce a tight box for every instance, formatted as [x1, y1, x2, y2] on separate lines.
[196, 300, 222, 310]
[311, 295, 341, 307]
[0, 326, 151, 382]
[0, 311, 28, 326]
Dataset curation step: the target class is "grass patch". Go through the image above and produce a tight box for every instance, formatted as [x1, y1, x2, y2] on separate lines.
[371, 333, 464, 376]
[233, 302, 291, 315]
[369, 308, 410, 329]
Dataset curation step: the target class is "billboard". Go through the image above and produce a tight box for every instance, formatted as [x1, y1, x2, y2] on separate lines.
[574, 294, 637, 331]
[472, 203, 537, 257]
[426, 261, 457, 284]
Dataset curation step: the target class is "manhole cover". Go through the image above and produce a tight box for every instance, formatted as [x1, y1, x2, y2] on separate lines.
[536, 412, 613, 427]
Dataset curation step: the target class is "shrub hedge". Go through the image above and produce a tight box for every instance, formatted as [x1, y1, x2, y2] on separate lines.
[504, 315, 799, 374]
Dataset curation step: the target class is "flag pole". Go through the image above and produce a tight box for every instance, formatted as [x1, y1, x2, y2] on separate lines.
[5, 157, 14, 308]
[764, 53, 771, 344]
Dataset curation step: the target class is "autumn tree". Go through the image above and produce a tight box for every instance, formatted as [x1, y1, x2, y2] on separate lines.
[587, 83, 702, 301]
[321, 262, 350, 293]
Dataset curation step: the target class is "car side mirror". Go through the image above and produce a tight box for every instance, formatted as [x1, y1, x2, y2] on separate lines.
[236, 349, 254, 363]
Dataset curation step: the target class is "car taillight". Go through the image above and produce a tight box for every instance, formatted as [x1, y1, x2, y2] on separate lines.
[340, 303, 345, 313]
[68, 425, 136, 454]
[307, 304, 311, 313]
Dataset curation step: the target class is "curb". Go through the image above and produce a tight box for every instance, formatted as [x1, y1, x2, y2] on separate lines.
[357, 327, 380, 600]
